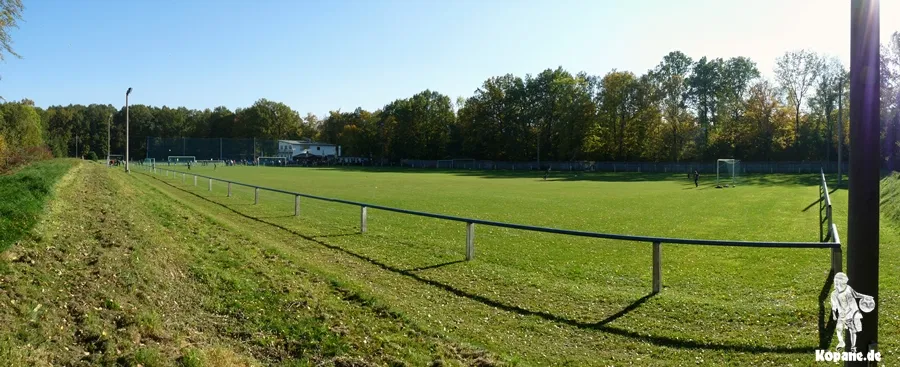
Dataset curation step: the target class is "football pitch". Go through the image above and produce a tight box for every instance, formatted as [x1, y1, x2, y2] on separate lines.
[139, 164, 899, 365]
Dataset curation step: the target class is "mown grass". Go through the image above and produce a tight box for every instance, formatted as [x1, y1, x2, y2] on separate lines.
[0, 159, 74, 252]
[138, 164, 900, 365]
[0, 160, 497, 366]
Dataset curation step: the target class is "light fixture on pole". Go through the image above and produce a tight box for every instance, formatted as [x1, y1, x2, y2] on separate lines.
[125, 87, 132, 173]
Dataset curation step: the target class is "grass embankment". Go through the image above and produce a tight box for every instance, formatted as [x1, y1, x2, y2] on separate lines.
[0, 159, 74, 252]
[0, 163, 494, 366]
[129, 165, 899, 365]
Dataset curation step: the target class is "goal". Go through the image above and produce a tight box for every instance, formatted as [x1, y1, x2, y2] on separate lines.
[167, 156, 196, 165]
[258, 157, 287, 166]
[716, 159, 740, 188]
[143, 158, 156, 165]
[436, 160, 453, 169]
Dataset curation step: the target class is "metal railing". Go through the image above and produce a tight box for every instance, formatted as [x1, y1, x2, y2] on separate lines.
[820, 168, 843, 273]
[143, 165, 842, 294]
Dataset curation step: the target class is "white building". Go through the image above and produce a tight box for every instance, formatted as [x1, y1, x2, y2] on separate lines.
[278, 139, 341, 160]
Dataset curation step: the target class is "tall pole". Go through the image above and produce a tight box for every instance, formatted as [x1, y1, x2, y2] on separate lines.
[75, 134, 79, 159]
[126, 88, 132, 173]
[848, 0, 879, 363]
[107, 113, 112, 165]
[838, 76, 844, 186]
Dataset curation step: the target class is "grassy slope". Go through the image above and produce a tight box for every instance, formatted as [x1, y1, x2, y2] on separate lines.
[135, 165, 899, 365]
[0, 162, 496, 366]
[0, 159, 75, 252]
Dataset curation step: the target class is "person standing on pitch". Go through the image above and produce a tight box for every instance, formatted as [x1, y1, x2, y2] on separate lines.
[693, 169, 699, 187]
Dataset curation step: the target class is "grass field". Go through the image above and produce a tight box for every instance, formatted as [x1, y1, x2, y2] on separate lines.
[0, 159, 74, 252]
[2, 161, 897, 366]
[135, 163, 898, 365]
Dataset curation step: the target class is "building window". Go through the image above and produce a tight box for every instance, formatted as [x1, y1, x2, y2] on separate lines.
[317, 146, 321, 150]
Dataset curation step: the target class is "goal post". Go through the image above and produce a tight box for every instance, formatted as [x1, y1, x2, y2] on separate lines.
[716, 159, 740, 187]
[167, 156, 196, 165]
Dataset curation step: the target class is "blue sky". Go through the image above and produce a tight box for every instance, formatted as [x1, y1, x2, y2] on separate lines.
[2, 0, 898, 117]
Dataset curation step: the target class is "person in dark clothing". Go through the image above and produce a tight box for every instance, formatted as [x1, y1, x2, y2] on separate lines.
[693, 170, 699, 187]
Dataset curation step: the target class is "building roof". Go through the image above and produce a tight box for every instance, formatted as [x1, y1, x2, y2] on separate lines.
[279, 139, 336, 147]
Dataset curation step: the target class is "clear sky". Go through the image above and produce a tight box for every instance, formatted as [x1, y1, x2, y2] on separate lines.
[2, 0, 898, 117]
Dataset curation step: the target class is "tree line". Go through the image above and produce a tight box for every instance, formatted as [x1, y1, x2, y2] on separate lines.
[2, 32, 899, 166]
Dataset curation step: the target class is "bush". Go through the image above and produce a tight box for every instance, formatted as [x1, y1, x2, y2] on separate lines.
[86, 151, 98, 161]
[1, 146, 53, 173]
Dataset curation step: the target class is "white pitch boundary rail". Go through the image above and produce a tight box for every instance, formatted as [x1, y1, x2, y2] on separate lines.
[145, 165, 842, 295]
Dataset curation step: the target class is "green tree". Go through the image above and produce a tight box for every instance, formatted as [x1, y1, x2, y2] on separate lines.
[775, 50, 821, 145]
[653, 51, 694, 161]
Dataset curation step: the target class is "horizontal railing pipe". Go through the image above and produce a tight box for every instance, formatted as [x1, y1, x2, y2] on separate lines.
[149, 167, 838, 250]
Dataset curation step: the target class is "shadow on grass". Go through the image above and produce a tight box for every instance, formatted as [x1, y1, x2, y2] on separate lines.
[143, 172, 820, 354]
[801, 188, 841, 213]
[402, 260, 466, 272]
[818, 271, 837, 349]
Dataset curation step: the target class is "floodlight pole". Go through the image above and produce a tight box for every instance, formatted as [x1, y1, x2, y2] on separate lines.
[107, 113, 112, 165]
[847, 0, 880, 364]
[838, 75, 844, 186]
[125, 87, 132, 173]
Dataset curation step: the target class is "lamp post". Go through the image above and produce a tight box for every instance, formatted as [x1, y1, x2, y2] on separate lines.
[125, 87, 132, 173]
[107, 113, 112, 166]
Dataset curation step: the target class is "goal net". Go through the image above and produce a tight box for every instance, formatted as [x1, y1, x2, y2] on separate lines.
[436, 160, 453, 169]
[716, 159, 740, 187]
[258, 157, 287, 166]
[143, 158, 156, 165]
[167, 156, 196, 165]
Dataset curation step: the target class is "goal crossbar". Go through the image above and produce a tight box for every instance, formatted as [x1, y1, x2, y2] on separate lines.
[716, 159, 740, 187]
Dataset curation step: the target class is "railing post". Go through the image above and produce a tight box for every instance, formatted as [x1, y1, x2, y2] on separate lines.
[182, 172, 185, 183]
[826, 205, 833, 235]
[194, 175, 197, 186]
[166, 170, 169, 177]
[254, 187, 259, 205]
[832, 246, 843, 274]
[360, 206, 367, 233]
[466, 222, 475, 261]
[227, 182, 231, 197]
[652, 241, 661, 294]
[294, 195, 300, 217]
[208, 178, 212, 192]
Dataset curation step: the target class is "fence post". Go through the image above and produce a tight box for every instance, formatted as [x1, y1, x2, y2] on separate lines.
[254, 188, 259, 205]
[208, 178, 212, 191]
[466, 222, 475, 261]
[294, 195, 300, 216]
[194, 175, 197, 186]
[182, 173, 185, 183]
[832, 246, 843, 273]
[652, 241, 661, 294]
[227, 182, 231, 197]
[827, 205, 833, 235]
[166, 170, 169, 177]
[360, 206, 367, 233]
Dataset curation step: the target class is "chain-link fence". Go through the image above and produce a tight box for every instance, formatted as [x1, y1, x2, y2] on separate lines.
[400, 159, 850, 174]
[146, 137, 280, 162]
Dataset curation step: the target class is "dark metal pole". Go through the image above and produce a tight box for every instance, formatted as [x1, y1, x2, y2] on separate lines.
[848, 0, 880, 363]
[125, 87, 132, 173]
[838, 76, 844, 186]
